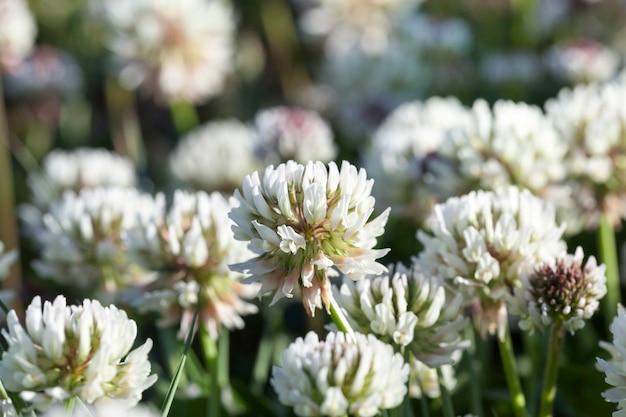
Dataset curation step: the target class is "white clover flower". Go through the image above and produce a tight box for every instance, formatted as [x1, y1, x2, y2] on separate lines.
[0, 0, 36, 68]
[544, 39, 620, 84]
[513, 247, 606, 334]
[32, 187, 163, 298]
[169, 120, 262, 193]
[334, 262, 468, 367]
[597, 304, 626, 416]
[545, 79, 626, 233]
[39, 401, 158, 417]
[127, 190, 259, 340]
[362, 96, 473, 221]
[271, 331, 408, 417]
[0, 296, 157, 411]
[445, 99, 567, 194]
[254, 106, 337, 165]
[229, 160, 390, 316]
[102, 0, 235, 103]
[416, 186, 566, 338]
[409, 358, 457, 399]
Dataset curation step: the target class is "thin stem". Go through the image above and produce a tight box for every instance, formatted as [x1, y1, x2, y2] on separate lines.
[328, 294, 354, 336]
[464, 326, 485, 417]
[538, 321, 564, 417]
[199, 326, 220, 417]
[598, 214, 620, 324]
[170, 101, 199, 137]
[65, 396, 76, 415]
[437, 367, 454, 417]
[497, 324, 528, 417]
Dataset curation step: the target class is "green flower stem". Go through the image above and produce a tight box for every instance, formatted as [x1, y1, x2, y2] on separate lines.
[497, 325, 528, 417]
[65, 396, 76, 415]
[199, 326, 220, 417]
[538, 321, 564, 417]
[598, 214, 621, 323]
[437, 367, 454, 417]
[464, 326, 485, 417]
[170, 101, 199, 137]
[328, 294, 354, 336]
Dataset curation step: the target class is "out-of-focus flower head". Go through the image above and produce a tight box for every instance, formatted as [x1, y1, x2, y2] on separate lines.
[169, 120, 261, 193]
[2, 46, 83, 98]
[39, 401, 159, 417]
[513, 247, 606, 334]
[0, 0, 36, 69]
[0, 295, 157, 411]
[126, 190, 259, 340]
[416, 187, 566, 339]
[597, 304, 626, 415]
[544, 79, 626, 233]
[271, 331, 408, 417]
[362, 96, 473, 222]
[253, 106, 337, 165]
[0, 240, 17, 281]
[102, 0, 235, 103]
[409, 358, 457, 399]
[544, 39, 620, 84]
[229, 160, 390, 316]
[32, 187, 163, 299]
[334, 262, 468, 367]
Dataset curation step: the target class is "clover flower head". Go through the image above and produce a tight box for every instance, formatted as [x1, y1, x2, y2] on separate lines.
[597, 304, 626, 416]
[409, 358, 457, 399]
[103, 0, 235, 103]
[544, 39, 620, 84]
[127, 190, 259, 340]
[0, 0, 36, 68]
[514, 247, 606, 334]
[169, 120, 261, 193]
[334, 262, 468, 367]
[417, 186, 566, 338]
[39, 401, 159, 416]
[229, 160, 390, 316]
[0, 296, 157, 411]
[271, 331, 408, 417]
[32, 187, 163, 298]
[254, 106, 337, 165]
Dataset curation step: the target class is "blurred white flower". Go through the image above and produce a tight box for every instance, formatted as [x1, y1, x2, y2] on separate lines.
[544, 79, 626, 233]
[32, 187, 163, 299]
[169, 120, 261, 192]
[229, 160, 390, 316]
[127, 190, 259, 340]
[334, 262, 468, 367]
[254, 106, 337, 164]
[544, 39, 620, 84]
[514, 247, 606, 334]
[417, 187, 566, 339]
[0, 296, 157, 410]
[597, 304, 626, 416]
[0, 399, 17, 417]
[39, 401, 158, 417]
[271, 331, 408, 417]
[102, 0, 235, 103]
[409, 358, 457, 399]
[0, 240, 17, 281]
[0, 0, 36, 68]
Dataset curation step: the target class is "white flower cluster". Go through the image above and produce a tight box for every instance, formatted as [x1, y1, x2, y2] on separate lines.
[229, 160, 390, 316]
[254, 106, 337, 165]
[545, 79, 626, 232]
[514, 247, 606, 334]
[0, 0, 36, 68]
[169, 120, 261, 192]
[544, 39, 620, 84]
[28, 147, 137, 208]
[417, 186, 566, 338]
[597, 304, 626, 417]
[127, 190, 259, 339]
[409, 359, 457, 400]
[0, 296, 157, 410]
[271, 331, 408, 417]
[334, 262, 468, 367]
[33, 187, 162, 298]
[39, 401, 159, 417]
[103, 0, 235, 103]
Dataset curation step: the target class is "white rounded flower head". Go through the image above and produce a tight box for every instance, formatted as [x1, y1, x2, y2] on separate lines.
[229, 160, 391, 316]
[253, 106, 337, 165]
[127, 190, 259, 340]
[0, 0, 36, 68]
[103, 0, 235, 103]
[334, 262, 468, 367]
[544, 39, 620, 84]
[39, 401, 159, 417]
[169, 120, 261, 192]
[0, 295, 157, 410]
[363, 96, 473, 220]
[597, 304, 626, 416]
[417, 186, 566, 339]
[514, 247, 607, 334]
[271, 331, 409, 417]
[33, 187, 163, 297]
[445, 99, 567, 194]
